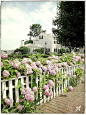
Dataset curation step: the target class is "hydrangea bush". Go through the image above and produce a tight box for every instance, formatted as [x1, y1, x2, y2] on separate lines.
[1, 52, 84, 113]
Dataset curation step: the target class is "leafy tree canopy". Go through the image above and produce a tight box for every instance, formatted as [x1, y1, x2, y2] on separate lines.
[27, 24, 46, 39]
[52, 1, 85, 51]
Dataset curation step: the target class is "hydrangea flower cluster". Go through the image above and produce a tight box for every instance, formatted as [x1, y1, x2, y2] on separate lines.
[68, 86, 73, 92]
[3, 70, 10, 77]
[12, 59, 20, 69]
[5, 97, 13, 105]
[21, 86, 37, 102]
[73, 75, 76, 79]
[1, 52, 8, 59]
[16, 86, 38, 111]
[43, 80, 54, 97]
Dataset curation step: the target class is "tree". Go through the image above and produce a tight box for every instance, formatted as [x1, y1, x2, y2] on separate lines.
[52, 1, 85, 52]
[14, 46, 29, 54]
[27, 24, 46, 39]
[24, 40, 33, 45]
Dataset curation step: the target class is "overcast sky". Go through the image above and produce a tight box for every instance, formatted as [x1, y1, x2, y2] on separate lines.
[1, 1, 58, 50]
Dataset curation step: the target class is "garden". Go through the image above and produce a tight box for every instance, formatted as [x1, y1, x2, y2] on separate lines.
[1, 51, 85, 113]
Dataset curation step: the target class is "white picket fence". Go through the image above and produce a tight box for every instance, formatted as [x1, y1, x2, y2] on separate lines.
[1, 64, 84, 107]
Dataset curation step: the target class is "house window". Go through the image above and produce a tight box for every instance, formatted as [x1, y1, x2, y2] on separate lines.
[54, 48, 55, 52]
[42, 35, 43, 39]
[47, 48, 50, 52]
[39, 35, 43, 39]
[54, 48, 57, 52]
[54, 41, 57, 44]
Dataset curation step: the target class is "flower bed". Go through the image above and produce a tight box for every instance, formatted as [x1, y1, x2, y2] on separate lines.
[1, 52, 84, 113]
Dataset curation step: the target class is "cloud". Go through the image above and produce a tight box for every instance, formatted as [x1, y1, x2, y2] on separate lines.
[1, 1, 57, 50]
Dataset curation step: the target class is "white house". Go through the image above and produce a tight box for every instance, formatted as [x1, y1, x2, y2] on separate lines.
[22, 33, 67, 53]
[33, 33, 62, 53]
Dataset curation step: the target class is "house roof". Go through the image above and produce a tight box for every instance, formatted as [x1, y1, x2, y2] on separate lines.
[24, 44, 43, 48]
[33, 33, 55, 42]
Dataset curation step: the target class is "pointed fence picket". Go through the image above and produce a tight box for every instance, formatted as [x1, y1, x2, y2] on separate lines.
[1, 64, 84, 108]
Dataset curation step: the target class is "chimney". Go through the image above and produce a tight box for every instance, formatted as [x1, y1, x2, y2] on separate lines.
[21, 40, 24, 46]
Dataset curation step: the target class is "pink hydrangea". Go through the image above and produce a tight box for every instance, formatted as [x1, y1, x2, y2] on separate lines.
[13, 59, 19, 64]
[3, 70, 10, 77]
[68, 72, 71, 76]
[27, 70, 33, 74]
[81, 67, 84, 71]
[48, 91, 53, 97]
[47, 66, 51, 72]
[43, 85, 49, 90]
[33, 87, 37, 92]
[22, 87, 31, 95]
[58, 64, 61, 68]
[12, 63, 19, 69]
[45, 60, 50, 64]
[18, 104, 23, 111]
[5, 97, 12, 105]
[17, 72, 21, 77]
[48, 80, 54, 87]
[29, 91, 34, 95]
[19, 99, 23, 102]
[42, 66, 47, 72]
[54, 68, 58, 72]
[44, 89, 49, 96]
[50, 70, 56, 76]
[39, 64, 43, 68]
[73, 75, 76, 79]
[1, 52, 8, 59]
[68, 86, 73, 92]
[57, 81, 60, 85]
[32, 66, 38, 70]
[36, 61, 41, 66]
[31, 62, 36, 67]
[25, 94, 34, 101]
[25, 94, 31, 101]
[25, 64, 32, 70]
[21, 58, 27, 65]
[29, 95, 34, 101]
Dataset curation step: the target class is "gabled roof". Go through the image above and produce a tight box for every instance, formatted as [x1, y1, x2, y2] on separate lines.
[33, 33, 55, 42]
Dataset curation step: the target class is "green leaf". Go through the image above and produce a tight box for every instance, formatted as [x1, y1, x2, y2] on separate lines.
[15, 70, 18, 73]
[16, 84, 20, 89]
[9, 108, 17, 113]
[1, 99, 4, 104]
[3, 109, 9, 113]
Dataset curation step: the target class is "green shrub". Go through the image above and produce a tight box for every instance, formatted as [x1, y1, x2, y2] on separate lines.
[59, 48, 66, 54]
[41, 54, 50, 58]
[14, 46, 30, 54]
[34, 48, 44, 54]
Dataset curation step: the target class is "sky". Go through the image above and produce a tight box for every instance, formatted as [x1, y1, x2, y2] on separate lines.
[1, 1, 58, 50]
